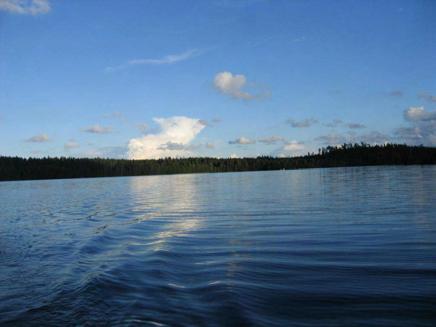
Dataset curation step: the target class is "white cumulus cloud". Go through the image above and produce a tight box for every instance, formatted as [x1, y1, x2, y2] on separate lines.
[276, 141, 305, 157]
[404, 106, 436, 122]
[214, 71, 255, 100]
[0, 0, 50, 15]
[128, 116, 206, 159]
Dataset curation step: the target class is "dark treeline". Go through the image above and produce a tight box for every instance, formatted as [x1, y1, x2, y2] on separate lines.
[1, 143, 435, 181]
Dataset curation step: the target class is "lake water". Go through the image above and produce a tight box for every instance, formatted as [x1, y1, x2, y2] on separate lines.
[1, 166, 435, 326]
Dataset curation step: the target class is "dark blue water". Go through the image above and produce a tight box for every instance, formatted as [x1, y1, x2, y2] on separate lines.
[1, 166, 436, 326]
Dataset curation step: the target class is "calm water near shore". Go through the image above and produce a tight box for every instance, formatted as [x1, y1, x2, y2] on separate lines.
[1, 166, 435, 326]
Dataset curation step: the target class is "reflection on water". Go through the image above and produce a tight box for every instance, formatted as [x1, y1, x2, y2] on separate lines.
[129, 174, 203, 251]
[153, 218, 202, 251]
[1, 166, 436, 326]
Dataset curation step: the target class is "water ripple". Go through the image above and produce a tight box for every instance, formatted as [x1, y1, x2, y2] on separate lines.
[1, 167, 436, 326]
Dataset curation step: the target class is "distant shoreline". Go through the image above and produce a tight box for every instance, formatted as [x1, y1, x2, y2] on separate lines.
[1, 143, 436, 182]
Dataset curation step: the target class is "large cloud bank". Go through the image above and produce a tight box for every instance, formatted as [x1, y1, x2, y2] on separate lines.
[128, 116, 205, 159]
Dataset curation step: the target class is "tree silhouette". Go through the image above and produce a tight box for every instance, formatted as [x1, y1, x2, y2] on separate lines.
[1, 143, 435, 181]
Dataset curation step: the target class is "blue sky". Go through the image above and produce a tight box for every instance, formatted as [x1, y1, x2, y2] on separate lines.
[0, 0, 435, 159]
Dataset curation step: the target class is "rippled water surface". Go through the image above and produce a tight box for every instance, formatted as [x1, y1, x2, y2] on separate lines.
[1, 166, 436, 326]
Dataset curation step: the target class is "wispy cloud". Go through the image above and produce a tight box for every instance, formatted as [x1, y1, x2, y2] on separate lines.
[105, 49, 202, 72]
[418, 92, 436, 103]
[258, 136, 285, 145]
[26, 133, 49, 143]
[229, 137, 256, 145]
[82, 124, 112, 134]
[286, 118, 318, 128]
[0, 0, 50, 15]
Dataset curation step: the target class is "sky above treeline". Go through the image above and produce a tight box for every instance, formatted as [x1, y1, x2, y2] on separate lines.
[0, 0, 435, 159]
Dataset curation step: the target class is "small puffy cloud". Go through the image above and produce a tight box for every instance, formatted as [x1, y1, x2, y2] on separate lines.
[228, 137, 256, 145]
[214, 72, 252, 100]
[83, 124, 112, 134]
[347, 123, 366, 129]
[64, 140, 79, 150]
[276, 141, 305, 157]
[214, 71, 267, 100]
[286, 118, 318, 128]
[206, 143, 215, 149]
[404, 106, 436, 122]
[418, 92, 436, 103]
[283, 141, 304, 151]
[106, 49, 201, 72]
[128, 116, 205, 159]
[0, 0, 50, 15]
[258, 136, 285, 145]
[26, 133, 49, 143]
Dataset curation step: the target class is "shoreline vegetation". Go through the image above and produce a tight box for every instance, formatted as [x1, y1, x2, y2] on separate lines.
[1, 143, 435, 182]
